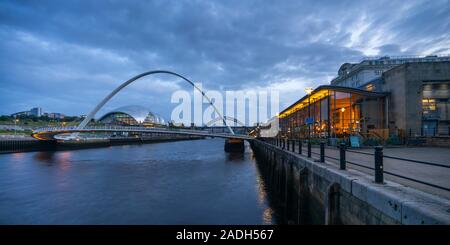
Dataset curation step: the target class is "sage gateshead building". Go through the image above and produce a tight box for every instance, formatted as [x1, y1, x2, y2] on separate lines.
[98, 105, 167, 127]
[278, 58, 450, 142]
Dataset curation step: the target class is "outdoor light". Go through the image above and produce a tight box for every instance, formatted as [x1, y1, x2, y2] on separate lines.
[341, 107, 346, 112]
[305, 87, 314, 95]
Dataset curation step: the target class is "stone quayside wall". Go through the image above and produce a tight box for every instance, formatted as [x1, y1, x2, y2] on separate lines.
[250, 139, 450, 225]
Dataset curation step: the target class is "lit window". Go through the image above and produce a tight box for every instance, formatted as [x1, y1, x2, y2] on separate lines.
[422, 99, 436, 111]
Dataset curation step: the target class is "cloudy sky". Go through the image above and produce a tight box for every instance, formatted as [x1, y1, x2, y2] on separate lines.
[1, 0, 449, 123]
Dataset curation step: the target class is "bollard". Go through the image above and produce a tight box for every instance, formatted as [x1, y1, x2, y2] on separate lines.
[339, 143, 346, 170]
[374, 146, 384, 184]
[320, 142, 325, 162]
[298, 140, 302, 155]
[292, 140, 295, 152]
[307, 141, 311, 158]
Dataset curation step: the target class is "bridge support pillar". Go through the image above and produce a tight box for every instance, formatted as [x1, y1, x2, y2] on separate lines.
[224, 138, 245, 153]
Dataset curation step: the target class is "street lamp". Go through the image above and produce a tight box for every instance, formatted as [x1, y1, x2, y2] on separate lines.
[14, 118, 19, 136]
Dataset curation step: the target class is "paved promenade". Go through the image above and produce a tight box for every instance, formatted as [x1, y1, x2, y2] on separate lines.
[305, 146, 450, 199]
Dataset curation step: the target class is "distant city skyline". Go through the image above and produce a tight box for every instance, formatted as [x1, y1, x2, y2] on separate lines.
[1, 0, 449, 120]
[8, 106, 67, 119]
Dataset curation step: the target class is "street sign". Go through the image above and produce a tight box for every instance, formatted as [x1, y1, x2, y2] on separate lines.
[350, 136, 360, 148]
[305, 117, 314, 124]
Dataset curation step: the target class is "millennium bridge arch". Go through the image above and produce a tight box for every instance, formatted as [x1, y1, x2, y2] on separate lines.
[77, 70, 235, 135]
[32, 70, 250, 152]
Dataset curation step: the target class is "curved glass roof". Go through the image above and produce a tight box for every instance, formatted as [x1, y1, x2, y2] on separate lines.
[98, 105, 167, 125]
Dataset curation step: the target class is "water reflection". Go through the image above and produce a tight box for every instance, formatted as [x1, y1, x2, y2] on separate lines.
[0, 139, 279, 224]
[226, 153, 244, 161]
[255, 172, 275, 224]
[57, 151, 72, 171]
[34, 151, 57, 165]
[11, 152, 25, 159]
[33, 151, 72, 172]
[263, 208, 274, 225]
[256, 175, 267, 205]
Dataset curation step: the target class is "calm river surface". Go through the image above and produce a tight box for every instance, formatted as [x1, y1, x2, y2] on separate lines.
[0, 139, 278, 224]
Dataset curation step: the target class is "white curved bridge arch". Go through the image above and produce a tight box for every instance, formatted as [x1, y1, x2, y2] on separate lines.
[78, 70, 234, 135]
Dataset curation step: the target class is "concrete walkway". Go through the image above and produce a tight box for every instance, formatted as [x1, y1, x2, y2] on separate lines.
[300, 145, 450, 199]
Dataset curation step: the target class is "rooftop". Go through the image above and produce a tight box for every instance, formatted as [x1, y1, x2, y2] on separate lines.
[331, 55, 450, 85]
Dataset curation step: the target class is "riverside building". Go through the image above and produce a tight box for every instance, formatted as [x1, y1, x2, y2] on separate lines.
[278, 56, 450, 143]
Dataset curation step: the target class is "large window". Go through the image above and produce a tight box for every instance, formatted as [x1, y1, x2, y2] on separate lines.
[422, 99, 437, 119]
[422, 83, 450, 135]
[279, 88, 386, 139]
[100, 113, 138, 126]
[333, 92, 351, 135]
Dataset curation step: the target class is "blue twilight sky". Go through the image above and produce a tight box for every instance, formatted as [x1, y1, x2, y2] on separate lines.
[0, 0, 449, 121]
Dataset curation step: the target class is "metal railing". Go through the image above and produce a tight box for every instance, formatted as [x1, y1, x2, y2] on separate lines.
[406, 127, 450, 138]
[263, 138, 450, 193]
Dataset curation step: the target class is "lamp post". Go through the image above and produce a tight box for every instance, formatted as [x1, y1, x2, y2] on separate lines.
[14, 118, 19, 136]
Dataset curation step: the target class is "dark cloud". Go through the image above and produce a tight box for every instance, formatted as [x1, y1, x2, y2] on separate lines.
[377, 44, 404, 56]
[0, 0, 449, 120]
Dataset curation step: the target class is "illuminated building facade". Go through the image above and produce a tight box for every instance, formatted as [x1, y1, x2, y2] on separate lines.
[278, 61, 450, 140]
[279, 86, 387, 139]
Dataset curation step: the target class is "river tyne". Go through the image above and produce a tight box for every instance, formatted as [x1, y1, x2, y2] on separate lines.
[0, 138, 282, 224]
